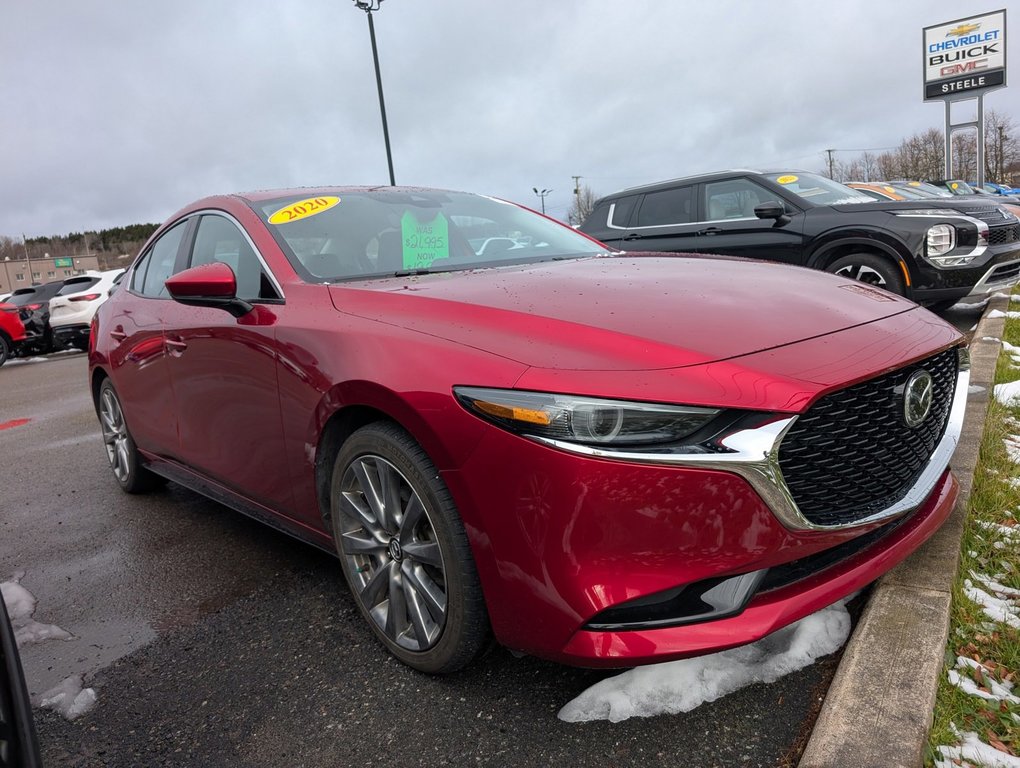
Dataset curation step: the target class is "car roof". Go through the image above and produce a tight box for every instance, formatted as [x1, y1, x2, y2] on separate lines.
[231, 186, 462, 203]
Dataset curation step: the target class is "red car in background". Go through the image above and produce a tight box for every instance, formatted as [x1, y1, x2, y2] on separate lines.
[0, 301, 27, 366]
[89, 187, 968, 673]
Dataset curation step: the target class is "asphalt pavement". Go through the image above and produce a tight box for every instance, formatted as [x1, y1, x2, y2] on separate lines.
[2, 353, 834, 768]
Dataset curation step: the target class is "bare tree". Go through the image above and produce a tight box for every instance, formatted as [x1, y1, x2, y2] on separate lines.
[984, 109, 1019, 182]
[568, 184, 600, 226]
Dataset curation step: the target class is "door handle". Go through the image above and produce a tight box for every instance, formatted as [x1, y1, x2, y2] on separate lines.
[109, 328, 127, 341]
[699, 227, 723, 236]
[622, 233, 641, 241]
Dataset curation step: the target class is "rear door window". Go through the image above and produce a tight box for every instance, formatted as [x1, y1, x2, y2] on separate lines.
[633, 186, 694, 227]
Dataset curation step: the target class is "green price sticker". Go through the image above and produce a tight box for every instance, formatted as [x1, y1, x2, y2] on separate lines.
[400, 211, 449, 270]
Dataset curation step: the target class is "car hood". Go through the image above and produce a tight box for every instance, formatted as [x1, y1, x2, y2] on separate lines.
[328, 255, 917, 371]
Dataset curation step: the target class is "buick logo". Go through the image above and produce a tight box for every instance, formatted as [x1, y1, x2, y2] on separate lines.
[904, 370, 934, 428]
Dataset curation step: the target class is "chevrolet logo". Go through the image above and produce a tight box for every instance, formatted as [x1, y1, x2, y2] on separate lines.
[946, 23, 981, 37]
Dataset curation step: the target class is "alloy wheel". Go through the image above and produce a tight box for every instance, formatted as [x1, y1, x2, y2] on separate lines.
[336, 455, 448, 651]
[99, 387, 130, 483]
[833, 263, 888, 286]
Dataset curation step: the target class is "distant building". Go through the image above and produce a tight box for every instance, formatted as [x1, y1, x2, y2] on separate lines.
[0, 255, 100, 295]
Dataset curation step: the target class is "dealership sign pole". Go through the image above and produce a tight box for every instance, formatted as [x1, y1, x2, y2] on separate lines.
[923, 10, 1007, 186]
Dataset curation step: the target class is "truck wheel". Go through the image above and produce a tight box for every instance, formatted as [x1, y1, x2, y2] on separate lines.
[825, 253, 905, 297]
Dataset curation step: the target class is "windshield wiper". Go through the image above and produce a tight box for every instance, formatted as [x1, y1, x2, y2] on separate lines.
[393, 268, 432, 277]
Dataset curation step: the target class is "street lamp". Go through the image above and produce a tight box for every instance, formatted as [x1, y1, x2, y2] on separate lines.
[353, 0, 395, 186]
[533, 187, 552, 215]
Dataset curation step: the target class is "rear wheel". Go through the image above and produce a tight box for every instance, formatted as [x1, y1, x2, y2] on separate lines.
[0, 334, 9, 367]
[825, 252, 905, 296]
[330, 422, 489, 674]
[97, 379, 166, 494]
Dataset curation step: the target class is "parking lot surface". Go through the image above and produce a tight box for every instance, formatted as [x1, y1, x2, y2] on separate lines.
[5, 354, 842, 767]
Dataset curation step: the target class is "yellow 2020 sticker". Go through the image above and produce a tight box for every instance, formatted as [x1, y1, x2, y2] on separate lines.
[950, 182, 959, 190]
[776, 175, 798, 184]
[268, 196, 340, 225]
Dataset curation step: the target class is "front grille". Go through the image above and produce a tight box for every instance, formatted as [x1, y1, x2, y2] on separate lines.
[989, 224, 1020, 246]
[777, 348, 958, 527]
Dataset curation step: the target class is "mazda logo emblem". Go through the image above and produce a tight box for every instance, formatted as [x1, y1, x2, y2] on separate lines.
[904, 370, 934, 428]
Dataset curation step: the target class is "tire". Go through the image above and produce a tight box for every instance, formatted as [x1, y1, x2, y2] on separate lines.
[825, 252, 905, 296]
[330, 422, 490, 674]
[97, 378, 166, 494]
[0, 334, 9, 367]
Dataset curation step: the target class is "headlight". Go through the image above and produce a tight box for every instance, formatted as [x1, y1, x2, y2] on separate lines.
[926, 224, 956, 257]
[454, 387, 721, 447]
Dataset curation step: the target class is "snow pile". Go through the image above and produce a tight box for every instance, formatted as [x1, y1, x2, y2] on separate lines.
[5, 357, 50, 366]
[558, 600, 850, 722]
[963, 577, 1020, 629]
[1, 571, 73, 647]
[37, 675, 97, 721]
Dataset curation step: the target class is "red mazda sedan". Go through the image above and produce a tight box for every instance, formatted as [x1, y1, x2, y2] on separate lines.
[89, 187, 968, 673]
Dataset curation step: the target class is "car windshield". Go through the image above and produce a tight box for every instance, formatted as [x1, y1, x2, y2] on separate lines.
[253, 190, 607, 282]
[57, 277, 100, 296]
[895, 181, 953, 198]
[763, 172, 873, 206]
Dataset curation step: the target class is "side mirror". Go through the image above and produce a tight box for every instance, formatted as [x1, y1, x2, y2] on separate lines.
[165, 262, 253, 318]
[754, 201, 791, 226]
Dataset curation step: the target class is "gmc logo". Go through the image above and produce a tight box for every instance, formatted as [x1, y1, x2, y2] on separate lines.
[940, 59, 988, 76]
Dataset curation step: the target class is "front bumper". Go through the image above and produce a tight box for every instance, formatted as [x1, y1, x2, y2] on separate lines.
[441, 322, 966, 666]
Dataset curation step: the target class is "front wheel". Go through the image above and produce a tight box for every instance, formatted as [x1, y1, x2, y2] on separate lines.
[330, 422, 490, 674]
[825, 253, 905, 296]
[0, 334, 9, 367]
[97, 379, 166, 494]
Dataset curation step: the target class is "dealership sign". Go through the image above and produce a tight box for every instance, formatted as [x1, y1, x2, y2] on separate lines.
[923, 10, 1007, 100]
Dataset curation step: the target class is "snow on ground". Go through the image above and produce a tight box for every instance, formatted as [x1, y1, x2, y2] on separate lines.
[37, 675, 97, 721]
[948, 657, 1019, 704]
[964, 579, 1020, 629]
[935, 730, 1020, 768]
[557, 600, 850, 723]
[970, 385, 986, 394]
[1, 571, 73, 647]
[994, 382, 1020, 407]
[1003, 435, 1020, 464]
[982, 337, 1003, 343]
[987, 309, 1020, 320]
[4, 356, 50, 366]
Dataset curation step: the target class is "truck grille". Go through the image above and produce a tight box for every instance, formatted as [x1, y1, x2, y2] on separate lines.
[989, 224, 1020, 246]
[777, 348, 958, 527]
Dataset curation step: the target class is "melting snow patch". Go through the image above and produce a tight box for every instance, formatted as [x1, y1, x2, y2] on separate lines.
[977, 521, 1020, 541]
[5, 357, 50, 366]
[963, 579, 1020, 629]
[982, 336, 1003, 343]
[1, 572, 73, 647]
[935, 730, 1020, 768]
[987, 309, 1020, 319]
[970, 385, 987, 394]
[37, 675, 96, 721]
[994, 381, 1020, 407]
[557, 600, 850, 723]
[1003, 436, 1020, 464]
[948, 656, 1019, 704]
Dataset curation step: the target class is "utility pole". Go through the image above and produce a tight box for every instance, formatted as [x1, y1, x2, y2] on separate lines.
[21, 233, 30, 284]
[572, 175, 582, 211]
[825, 149, 835, 179]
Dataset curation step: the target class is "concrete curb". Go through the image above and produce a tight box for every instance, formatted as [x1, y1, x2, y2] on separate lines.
[798, 298, 1009, 768]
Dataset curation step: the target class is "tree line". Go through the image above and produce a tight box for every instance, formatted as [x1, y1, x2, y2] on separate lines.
[825, 109, 1019, 184]
[0, 223, 159, 270]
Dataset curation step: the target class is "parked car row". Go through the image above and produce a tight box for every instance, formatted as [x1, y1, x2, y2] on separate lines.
[578, 170, 1020, 311]
[0, 268, 123, 366]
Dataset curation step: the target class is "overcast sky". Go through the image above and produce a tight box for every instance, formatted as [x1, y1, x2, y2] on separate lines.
[2, 1, 1016, 237]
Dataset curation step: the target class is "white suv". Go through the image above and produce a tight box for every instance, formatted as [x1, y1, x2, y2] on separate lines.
[49, 269, 124, 350]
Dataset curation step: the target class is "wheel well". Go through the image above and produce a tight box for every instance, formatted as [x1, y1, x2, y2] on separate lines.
[314, 405, 394, 527]
[90, 368, 109, 414]
[816, 244, 911, 290]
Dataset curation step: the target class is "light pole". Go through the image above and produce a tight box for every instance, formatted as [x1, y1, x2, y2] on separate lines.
[353, 0, 395, 186]
[533, 187, 551, 215]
